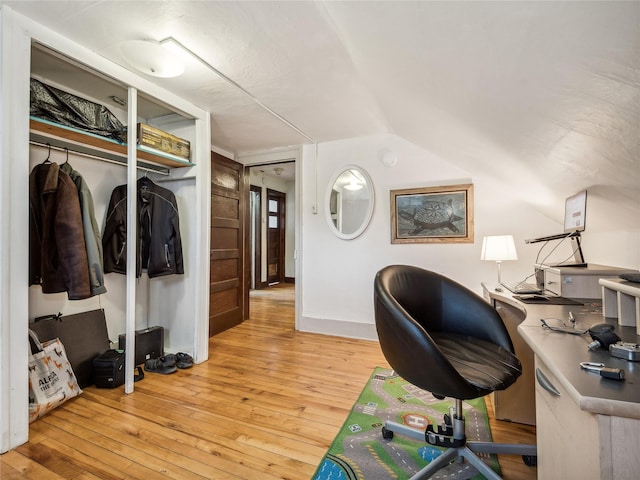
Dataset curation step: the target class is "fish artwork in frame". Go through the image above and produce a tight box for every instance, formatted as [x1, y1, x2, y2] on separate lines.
[390, 183, 474, 244]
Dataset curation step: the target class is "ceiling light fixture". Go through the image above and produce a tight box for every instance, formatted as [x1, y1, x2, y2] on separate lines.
[344, 180, 363, 191]
[119, 39, 186, 78]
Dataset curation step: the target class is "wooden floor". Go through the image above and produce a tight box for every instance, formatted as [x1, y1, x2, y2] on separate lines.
[2, 283, 536, 479]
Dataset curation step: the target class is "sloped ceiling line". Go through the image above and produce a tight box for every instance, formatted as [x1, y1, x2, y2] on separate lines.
[167, 36, 317, 145]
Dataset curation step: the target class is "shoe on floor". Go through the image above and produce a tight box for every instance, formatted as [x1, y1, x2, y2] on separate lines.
[144, 356, 177, 374]
[164, 352, 193, 369]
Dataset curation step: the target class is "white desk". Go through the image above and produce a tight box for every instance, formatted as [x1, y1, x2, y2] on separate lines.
[485, 287, 640, 480]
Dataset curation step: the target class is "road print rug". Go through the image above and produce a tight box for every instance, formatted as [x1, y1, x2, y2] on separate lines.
[312, 367, 500, 480]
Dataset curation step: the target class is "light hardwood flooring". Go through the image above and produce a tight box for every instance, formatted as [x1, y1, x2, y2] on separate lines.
[2, 283, 536, 479]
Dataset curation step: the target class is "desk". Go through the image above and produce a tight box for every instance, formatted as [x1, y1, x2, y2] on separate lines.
[484, 285, 640, 479]
[482, 285, 536, 425]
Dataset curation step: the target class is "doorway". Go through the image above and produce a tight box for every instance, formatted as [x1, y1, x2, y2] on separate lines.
[246, 161, 295, 291]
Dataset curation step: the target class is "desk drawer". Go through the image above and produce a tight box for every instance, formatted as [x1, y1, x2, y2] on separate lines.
[544, 270, 562, 296]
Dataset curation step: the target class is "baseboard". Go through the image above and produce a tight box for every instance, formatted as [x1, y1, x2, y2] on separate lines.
[298, 315, 378, 341]
[255, 279, 295, 288]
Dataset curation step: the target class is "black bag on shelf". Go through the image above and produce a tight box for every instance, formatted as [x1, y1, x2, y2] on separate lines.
[30, 77, 126, 143]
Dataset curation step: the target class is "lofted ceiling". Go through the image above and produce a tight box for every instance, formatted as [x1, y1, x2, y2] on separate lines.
[4, 1, 639, 218]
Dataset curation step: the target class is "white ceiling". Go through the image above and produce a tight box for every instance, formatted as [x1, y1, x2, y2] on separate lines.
[5, 1, 639, 217]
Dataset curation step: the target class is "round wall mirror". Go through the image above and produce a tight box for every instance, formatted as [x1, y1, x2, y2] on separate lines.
[325, 165, 375, 240]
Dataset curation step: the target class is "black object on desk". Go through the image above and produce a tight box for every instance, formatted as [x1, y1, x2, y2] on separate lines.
[620, 273, 640, 283]
[514, 294, 583, 306]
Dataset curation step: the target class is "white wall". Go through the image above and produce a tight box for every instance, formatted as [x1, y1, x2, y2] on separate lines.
[298, 133, 638, 339]
[285, 179, 295, 279]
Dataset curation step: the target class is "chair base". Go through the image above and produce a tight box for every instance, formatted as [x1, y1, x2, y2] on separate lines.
[383, 420, 537, 480]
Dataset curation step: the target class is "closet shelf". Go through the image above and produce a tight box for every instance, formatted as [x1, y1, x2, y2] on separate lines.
[29, 117, 195, 173]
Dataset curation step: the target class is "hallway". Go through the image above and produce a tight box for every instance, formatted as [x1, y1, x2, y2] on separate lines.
[249, 283, 295, 328]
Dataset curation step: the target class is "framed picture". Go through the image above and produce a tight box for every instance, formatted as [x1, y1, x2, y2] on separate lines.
[390, 183, 474, 244]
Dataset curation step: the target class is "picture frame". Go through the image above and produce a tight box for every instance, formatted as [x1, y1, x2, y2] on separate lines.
[390, 183, 474, 244]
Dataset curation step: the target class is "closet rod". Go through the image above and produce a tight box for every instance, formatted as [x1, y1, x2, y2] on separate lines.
[29, 139, 170, 176]
[155, 175, 196, 183]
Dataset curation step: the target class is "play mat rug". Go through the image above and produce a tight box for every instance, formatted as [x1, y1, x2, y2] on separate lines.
[312, 367, 499, 480]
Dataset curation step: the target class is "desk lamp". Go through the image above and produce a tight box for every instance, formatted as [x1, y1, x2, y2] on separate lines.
[481, 235, 518, 284]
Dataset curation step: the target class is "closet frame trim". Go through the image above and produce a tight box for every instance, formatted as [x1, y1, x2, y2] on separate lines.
[0, 5, 211, 452]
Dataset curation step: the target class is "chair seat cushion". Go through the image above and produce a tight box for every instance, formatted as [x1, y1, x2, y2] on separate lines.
[432, 332, 522, 394]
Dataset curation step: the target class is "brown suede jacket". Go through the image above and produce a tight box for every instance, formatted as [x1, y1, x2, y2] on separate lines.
[29, 162, 91, 300]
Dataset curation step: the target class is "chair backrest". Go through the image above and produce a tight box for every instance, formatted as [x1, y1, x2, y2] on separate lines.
[374, 265, 516, 399]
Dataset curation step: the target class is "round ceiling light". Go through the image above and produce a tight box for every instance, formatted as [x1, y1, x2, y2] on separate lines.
[119, 40, 186, 78]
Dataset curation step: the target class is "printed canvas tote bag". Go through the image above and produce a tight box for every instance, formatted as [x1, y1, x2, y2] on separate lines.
[28, 329, 82, 422]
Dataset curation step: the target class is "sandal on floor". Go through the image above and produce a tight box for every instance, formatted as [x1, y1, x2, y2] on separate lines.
[162, 352, 193, 369]
[173, 352, 194, 369]
[144, 356, 177, 374]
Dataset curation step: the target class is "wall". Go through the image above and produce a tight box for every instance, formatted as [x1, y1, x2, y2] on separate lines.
[298, 133, 637, 339]
[285, 179, 295, 279]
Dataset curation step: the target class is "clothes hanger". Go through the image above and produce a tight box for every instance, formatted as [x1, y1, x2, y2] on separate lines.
[140, 170, 154, 182]
[62, 147, 69, 166]
[42, 143, 52, 164]
[138, 170, 152, 191]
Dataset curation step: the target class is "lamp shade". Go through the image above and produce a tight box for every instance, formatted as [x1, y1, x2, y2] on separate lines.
[481, 235, 518, 262]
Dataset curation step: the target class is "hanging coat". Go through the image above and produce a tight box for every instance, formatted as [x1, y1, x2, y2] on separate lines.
[102, 177, 184, 278]
[60, 162, 107, 296]
[29, 162, 92, 300]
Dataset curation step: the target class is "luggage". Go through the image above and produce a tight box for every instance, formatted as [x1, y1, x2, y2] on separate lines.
[30, 309, 111, 388]
[118, 326, 164, 366]
[92, 349, 125, 388]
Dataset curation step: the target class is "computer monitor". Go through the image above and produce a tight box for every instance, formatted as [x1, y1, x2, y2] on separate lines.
[526, 190, 588, 267]
[564, 190, 587, 233]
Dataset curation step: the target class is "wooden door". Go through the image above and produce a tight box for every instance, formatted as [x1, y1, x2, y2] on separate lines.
[209, 152, 247, 336]
[266, 189, 285, 285]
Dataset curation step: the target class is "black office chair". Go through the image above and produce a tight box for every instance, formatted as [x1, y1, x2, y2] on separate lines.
[374, 265, 536, 480]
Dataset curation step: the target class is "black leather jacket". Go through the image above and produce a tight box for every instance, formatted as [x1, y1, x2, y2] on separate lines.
[102, 178, 183, 278]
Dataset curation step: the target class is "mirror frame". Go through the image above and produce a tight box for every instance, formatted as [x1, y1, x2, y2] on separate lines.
[325, 164, 375, 240]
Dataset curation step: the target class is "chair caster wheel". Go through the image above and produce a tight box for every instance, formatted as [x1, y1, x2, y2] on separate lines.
[381, 426, 394, 440]
[522, 455, 537, 467]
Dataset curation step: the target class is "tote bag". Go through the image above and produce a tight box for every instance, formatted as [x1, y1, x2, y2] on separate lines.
[28, 329, 82, 422]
